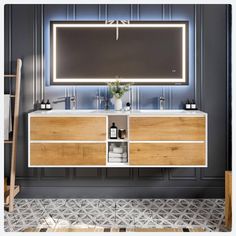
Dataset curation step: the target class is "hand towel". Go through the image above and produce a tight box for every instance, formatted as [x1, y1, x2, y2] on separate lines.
[108, 157, 128, 163]
[4, 94, 11, 140]
[109, 152, 127, 158]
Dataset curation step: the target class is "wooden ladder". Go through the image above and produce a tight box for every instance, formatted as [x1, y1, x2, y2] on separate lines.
[4, 58, 22, 212]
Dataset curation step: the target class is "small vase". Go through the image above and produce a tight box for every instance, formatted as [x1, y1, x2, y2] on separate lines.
[114, 97, 122, 111]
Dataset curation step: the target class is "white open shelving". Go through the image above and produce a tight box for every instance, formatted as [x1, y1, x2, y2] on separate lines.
[107, 115, 129, 165]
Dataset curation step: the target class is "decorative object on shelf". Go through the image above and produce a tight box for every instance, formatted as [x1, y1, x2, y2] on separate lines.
[119, 129, 126, 139]
[108, 80, 132, 111]
[124, 102, 131, 111]
[109, 122, 118, 139]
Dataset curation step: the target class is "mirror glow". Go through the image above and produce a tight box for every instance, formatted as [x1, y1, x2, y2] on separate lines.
[51, 22, 187, 85]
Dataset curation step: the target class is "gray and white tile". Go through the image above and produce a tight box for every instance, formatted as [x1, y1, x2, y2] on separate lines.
[4, 198, 227, 232]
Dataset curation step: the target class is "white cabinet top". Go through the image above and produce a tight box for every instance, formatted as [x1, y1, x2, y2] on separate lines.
[29, 109, 207, 117]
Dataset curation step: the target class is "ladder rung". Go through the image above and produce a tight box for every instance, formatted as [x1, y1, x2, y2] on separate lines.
[4, 75, 16, 78]
[4, 140, 13, 144]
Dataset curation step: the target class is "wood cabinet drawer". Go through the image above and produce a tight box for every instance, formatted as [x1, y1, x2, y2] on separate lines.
[30, 117, 106, 141]
[130, 143, 206, 165]
[30, 143, 106, 166]
[129, 116, 206, 141]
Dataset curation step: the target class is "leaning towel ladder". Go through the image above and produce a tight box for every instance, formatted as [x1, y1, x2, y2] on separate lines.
[4, 59, 22, 212]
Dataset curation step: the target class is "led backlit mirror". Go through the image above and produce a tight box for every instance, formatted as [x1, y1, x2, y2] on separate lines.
[50, 21, 189, 85]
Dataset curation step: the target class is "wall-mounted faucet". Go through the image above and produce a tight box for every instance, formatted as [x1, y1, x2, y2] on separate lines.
[159, 96, 165, 110]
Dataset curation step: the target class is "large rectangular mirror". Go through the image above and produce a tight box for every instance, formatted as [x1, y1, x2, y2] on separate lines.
[50, 21, 189, 85]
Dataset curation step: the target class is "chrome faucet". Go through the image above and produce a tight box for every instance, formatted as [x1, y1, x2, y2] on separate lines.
[159, 96, 165, 110]
[53, 87, 77, 110]
[53, 96, 77, 110]
[70, 96, 77, 110]
[96, 95, 109, 110]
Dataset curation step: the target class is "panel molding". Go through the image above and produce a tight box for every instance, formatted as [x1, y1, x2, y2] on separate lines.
[169, 168, 197, 180]
[137, 168, 165, 180]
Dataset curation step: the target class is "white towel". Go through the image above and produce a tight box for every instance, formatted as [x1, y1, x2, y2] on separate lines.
[109, 152, 127, 158]
[109, 157, 128, 163]
[4, 94, 12, 140]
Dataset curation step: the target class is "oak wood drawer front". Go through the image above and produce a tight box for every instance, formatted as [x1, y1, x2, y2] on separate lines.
[30, 143, 106, 166]
[30, 117, 106, 141]
[129, 117, 206, 141]
[130, 143, 205, 165]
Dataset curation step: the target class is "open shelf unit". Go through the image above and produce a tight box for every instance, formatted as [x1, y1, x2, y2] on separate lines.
[107, 115, 129, 165]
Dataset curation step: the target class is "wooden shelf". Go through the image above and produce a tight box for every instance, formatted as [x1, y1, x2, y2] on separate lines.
[4, 185, 20, 205]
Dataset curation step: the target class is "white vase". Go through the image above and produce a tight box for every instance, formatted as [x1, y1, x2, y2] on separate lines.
[114, 97, 122, 111]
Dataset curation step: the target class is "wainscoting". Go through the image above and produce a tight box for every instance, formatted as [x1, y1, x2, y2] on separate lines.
[4, 4, 231, 198]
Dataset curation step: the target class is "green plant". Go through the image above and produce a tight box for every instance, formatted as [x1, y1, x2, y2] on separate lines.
[108, 80, 133, 99]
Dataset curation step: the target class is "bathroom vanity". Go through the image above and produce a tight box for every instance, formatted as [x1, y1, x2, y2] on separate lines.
[28, 110, 207, 167]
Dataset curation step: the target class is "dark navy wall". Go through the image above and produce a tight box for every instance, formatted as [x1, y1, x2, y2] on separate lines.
[4, 4, 231, 198]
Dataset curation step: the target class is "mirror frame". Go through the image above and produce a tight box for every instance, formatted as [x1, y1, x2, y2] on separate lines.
[50, 21, 189, 85]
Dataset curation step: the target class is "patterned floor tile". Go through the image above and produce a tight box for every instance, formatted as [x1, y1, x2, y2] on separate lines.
[4, 198, 227, 232]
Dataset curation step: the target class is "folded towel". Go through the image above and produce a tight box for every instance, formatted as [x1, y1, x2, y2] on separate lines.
[113, 147, 123, 154]
[109, 152, 127, 158]
[4, 94, 11, 140]
[108, 157, 128, 163]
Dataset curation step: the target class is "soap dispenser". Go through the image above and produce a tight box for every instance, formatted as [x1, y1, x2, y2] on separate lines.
[191, 99, 197, 110]
[46, 99, 52, 110]
[185, 100, 191, 110]
[110, 122, 118, 139]
[40, 99, 46, 110]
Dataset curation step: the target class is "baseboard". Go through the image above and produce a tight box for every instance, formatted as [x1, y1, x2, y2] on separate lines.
[17, 186, 224, 198]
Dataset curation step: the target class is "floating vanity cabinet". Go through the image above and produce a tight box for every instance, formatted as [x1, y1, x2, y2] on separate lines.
[129, 115, 207, 166]
[28, 110, 207, 167]
[29, 113, 107, 166]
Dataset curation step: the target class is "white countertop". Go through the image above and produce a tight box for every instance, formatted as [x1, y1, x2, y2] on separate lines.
[29, 109, 207, 117]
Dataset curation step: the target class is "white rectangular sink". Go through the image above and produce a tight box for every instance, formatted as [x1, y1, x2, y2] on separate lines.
[137, 109, 186, 113]
[33, 109, 98, 116]
[131, 109, 205, 116]
[29, 109, 206, 116]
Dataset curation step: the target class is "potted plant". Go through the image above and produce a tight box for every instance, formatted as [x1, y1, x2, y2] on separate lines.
[108, 80, 132, 111]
